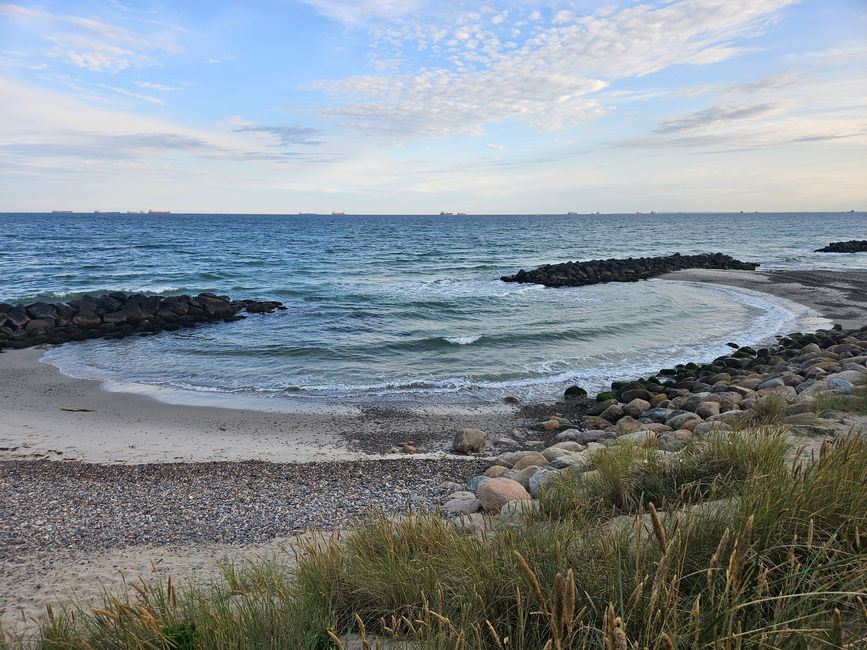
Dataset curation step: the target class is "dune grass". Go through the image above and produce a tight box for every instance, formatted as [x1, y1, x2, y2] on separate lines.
[812, 385, 867, 416]
[5, 430, 866, 649]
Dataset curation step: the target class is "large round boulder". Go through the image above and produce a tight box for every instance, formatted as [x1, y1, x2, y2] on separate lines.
[453, 428, 487, 453]
[477, 478, 531, 512]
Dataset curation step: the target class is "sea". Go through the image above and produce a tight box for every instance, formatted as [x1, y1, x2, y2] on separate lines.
[1, 212, 865, 409]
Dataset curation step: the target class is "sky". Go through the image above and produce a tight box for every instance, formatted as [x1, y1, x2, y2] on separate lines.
[1, 0, 865, 213]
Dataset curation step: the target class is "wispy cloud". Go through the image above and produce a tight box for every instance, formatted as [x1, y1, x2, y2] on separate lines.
[0, 2, 183, 73]
[233, 123, 325, 146]
[133, 81, 182, 92]
[656, 103, 784, 135]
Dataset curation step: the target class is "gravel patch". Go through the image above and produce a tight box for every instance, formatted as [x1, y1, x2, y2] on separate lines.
[0, 458, 487, 554]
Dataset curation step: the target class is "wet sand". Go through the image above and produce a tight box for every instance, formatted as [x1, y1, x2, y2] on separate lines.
[660, 269, 867, 329]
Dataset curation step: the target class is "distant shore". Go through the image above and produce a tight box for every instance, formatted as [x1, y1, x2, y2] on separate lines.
[2, 268, 866, 634]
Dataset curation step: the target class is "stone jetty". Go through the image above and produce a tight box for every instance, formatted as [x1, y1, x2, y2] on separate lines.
[814, 240, 867, 253]
[0, 292, 284, 350]
[500, 252, 759, 287]
[443, 323, 867, 522]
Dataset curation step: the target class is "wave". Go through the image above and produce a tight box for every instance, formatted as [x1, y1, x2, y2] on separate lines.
[11, 286, 187, 303]
[444, 335, 481, 345]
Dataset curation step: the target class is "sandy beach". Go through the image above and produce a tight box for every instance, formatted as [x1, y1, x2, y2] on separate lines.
[2, 268, 866, 636]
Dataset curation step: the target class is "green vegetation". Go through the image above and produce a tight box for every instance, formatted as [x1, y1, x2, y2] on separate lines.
[812, 385, 867, 416]
[744, 393, 786, 426]
[4, 430, 866, 649]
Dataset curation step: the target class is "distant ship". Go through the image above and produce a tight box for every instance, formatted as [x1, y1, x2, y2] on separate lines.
[440, 211, 468, 216]
[148, 210, 171, 215]
[51, 210, 74, 214]
[567, 211, 579, 216]
[331, 211, 346, 216]
[93, 211, 121, 214]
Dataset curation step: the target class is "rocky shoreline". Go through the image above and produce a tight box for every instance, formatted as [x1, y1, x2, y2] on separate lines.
[814, 240, 867, 253]
[500, 252, 758, 287]
[437, 322, 867, 521]
[0, 292, 284, 351]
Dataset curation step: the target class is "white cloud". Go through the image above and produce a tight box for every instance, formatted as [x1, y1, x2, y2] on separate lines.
[314, 0, 798, 139]
[134, 81, 183, 92]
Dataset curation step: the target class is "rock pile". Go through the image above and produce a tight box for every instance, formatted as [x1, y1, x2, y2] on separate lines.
[445, 323, 867, 524]
[814, 240, 867, 253]
[500, 252, 759, 288]
[0, 292, 285, 350]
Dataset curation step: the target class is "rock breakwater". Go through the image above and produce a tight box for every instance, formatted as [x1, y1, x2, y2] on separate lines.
[0, 293, 284, 351]
[814, 240, 867, 253]
[500, 252, 759, 287]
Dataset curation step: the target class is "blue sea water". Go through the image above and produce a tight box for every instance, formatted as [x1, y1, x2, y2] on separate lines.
[1, 212, 865, 406]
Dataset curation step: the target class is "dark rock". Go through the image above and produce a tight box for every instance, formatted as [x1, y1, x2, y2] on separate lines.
[0, 291, 285, 351]
[25, 302, 58, 320]
[564, 385, 587, 398]
[814, 240, 867, 253]
[500, 252, 759, 288]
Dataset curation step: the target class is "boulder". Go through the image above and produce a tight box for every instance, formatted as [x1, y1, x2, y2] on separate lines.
[564, 385, 587, 398]
[622, 398, 651, 418]
[24, 318, 53, 331]
[483, 465, 509, 478]
[615, 417, 643, 434]
[442, 498, 482, 515]
[621, 388, 655, 402]
[693, 421, 732, 435]
[696, 401, 721, 418]
[666, 412, 700, 429]
[757, 377, 785, 390]
[73, 312, 101, 327]
[529, 468, 560, 498]
[5, 309, 29, 329]
[453, 428, 487, 453]
[512, 452, 549, 470]
[477, 478, 531, 513]
[658, 429, 692, 451]
[827, 378, 854, 393]
[500, 466, 540, 490]
[599, 404, 625, 423]
[25, 302, 58, 320]
[549, 450, 592, 470]
[639, 408, 678, 424]
[547, 441, 583, 453]
[583, 416, 613, 430]
[587, 399, 617, 416]
[557, 428, 614, 444]
[499, 499, 539, 523]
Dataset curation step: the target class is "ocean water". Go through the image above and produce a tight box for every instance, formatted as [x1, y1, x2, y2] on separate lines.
[1, 212, 865, 407]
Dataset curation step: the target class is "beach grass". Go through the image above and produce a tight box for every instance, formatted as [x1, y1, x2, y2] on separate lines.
[812, 385, 867, 416]
[8, 427, 865, 649]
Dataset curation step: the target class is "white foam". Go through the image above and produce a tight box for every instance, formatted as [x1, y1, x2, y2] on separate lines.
[445, 335, 481, 345]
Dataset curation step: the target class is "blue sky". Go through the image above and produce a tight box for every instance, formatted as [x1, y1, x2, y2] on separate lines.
[1, 0, 865, 213]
